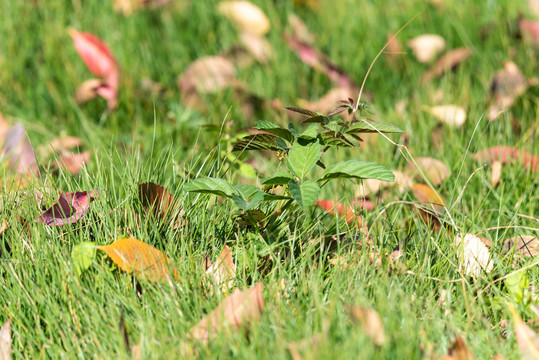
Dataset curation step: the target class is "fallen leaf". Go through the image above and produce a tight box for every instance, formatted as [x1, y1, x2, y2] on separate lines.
[97, 238, 179, 282]
[187, 282, 264, 343]
[503, 235, 539, 258]
[288, 14, 315, 45]
[74, 78, 103, 105]
[47, 136, 83, 154]
[443, 335, 474, 360]
[407, 34, 446, 63]
[204, 245, 235, 293]
[287, 333, 323, 360]
[178, 56, 237, 95]
[0, 319, 11, 360]
[0, 220, 7, 235]
[487, 61, 528, 121]
[490, 160, 502, 188]
[300, 87, 357, 116]
[57, 151, 91, 175]
[508, 303, 539, 360]
[454, 233, 493, 277]
[428, 105, 466, 127]
[412, 183, 445, 209]
[406, 157, 451, 185]
[356, 170, 412, 197]
[69, 28, 119, 109]
[35, 190, 98, 226]
[138, 182, 183, 230]
[345, 305, 386, 346]
[420, 47, 472, 84]
[113, 0, 170, 15]
[385, 31, 405, 62]
[239, 33, 273, 64]
[1, 123, 38, 177]
[218, 1, 270, 36]
[315, 200, 361, 226]
[519, 18, 539, 47]
[474, 146, 538, 172]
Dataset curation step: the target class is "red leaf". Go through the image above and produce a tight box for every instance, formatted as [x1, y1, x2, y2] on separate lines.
[474, 146, 538, 172]
[35, 190, 98, 226]
[315, 200, 361, 226]
[69, 28, 119, 109]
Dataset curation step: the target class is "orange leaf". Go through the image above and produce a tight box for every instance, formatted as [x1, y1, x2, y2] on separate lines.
[412, 183, 445, 210]
[345, 305, 386, 346]
[442, 335, 474, 360]
[187, 282, 264, 344]
[204, 245, 236, 294]
[96, 238, 178, 282]
[138, 182, 184, 230]
[315, 200, 361, 226]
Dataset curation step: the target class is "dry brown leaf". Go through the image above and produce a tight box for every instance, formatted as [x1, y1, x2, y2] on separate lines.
[138, 182, 183, 230]
[0, 319, 11, 360]
[187, 282, 264, 344]
[0, 220, 7, 236]
[204, 245, 236, 293]
[301, 87, 357, 116]
[406, 157, 451, 186]
[412, 183, 445, 211]
[508, 303, 539, 360]
[218, 1, 270, 36]
[288, 14, 315, 44]
[178, 56, 237, 94]
[420, 47, 472, 84]
[490, 161, 502, 188]
[385, 31, 404, 62]
[454, 233, 493, 277]
[345, 305, 386, 346]
[239, 33, 273, 64]
[74, 79, 103, 105]
[503, 235, 539, 258]
[474, 146, 538, 172]
[487, 61, 528, 121]
[443, 335, 474, 360]
[96, 238, 179, 282]
[429, 105, 466, 127]
[57, 150, 91, 175]
[408, 34, 446, 63]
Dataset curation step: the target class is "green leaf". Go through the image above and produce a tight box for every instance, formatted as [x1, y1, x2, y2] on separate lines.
[233, 134, 281, 151]
[72, 242, 96, 276]
[346, 121, 403, 134]
[255, 120, 294, 143]
[285, 106, 319, 117]
[184, 178, 237, 198]
[318, 132, 358, 147]
[232, 191, 265, 210]
[261, 172, 294, 185]
[287, 141, 321, 179]
[318, 160, 395, 182]
[299, 124, 319, 139]
[505, 271, 529, 305]
[289, 179, 320, 209]
[238, 163, 257, 179]
[302, 115, 327, 124]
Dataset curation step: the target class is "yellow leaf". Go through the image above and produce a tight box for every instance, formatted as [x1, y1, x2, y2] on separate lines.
[97, 238, 178, 282]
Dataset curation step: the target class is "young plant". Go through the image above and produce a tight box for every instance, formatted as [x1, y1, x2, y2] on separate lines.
[183, 100, 403, 219]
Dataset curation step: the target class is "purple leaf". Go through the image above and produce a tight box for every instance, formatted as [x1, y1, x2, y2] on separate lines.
[35, 190, 98, 226]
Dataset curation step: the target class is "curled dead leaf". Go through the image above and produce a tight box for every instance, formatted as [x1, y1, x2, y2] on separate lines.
[503, 235, 539, 258]
[407, 34, 446, 63]
[454, 233, 493, 277]
[97, 238, 179, 282]
[428, 105, 466, 127]
[406, 157, 450, 186]
[345, 305, 386, 346]
[187, 282, 264, 344]
[178, 56, 237, 94]
[487, 61, 528, 121]
[204, 245, 235, 294]
[74, 78, 103, 104]
[218, 1, 270, 36]
[420, 47, 472, 84]
[239, 33, 273, 64]
[35, 190, 98, 226]
[138, 182, 184, 230]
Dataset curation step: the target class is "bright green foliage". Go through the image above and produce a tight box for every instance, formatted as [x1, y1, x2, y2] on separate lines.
[71, 242, 96, 276]
[289, 179, 321, 209]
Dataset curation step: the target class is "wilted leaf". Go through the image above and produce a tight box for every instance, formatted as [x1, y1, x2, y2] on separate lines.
[315, 200, 361, 226]
[71, 242, 96, 276]
[428, 105, 466, 127]
[407, 34, 446, 63]
[491, 161, 502, 188]
[35, 190, 98, 226]
[178, 56, 237, 94]
[0, 319, 11, 360]
[204, 245, 235, 293]
[443, 335, 474, 360]
[1, 123, 38, 177]
[406, 157, 450, 185]
[519, 18, 539, 47]
[187, 282, 264, 343]
[508, 303, 539, 360]
[69, 28, 119, 109]
[474, 146, 538, 172]
[138, 182, 183, 229]
[239, 33, 273, 64]
[97, 238, 179, 282]
[345, 305, 386, 346]
[218, 1, 270, 36]
[487, 61, 528, 121]
[420, 47, 472, 84]
[454, 233, 493, 277]
[503, 235, 539, 258]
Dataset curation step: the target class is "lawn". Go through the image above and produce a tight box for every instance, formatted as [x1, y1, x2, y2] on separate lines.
[0, 0, 538, 358]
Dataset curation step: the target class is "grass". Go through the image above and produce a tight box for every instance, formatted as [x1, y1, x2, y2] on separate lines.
[1, 0, 538, 358]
